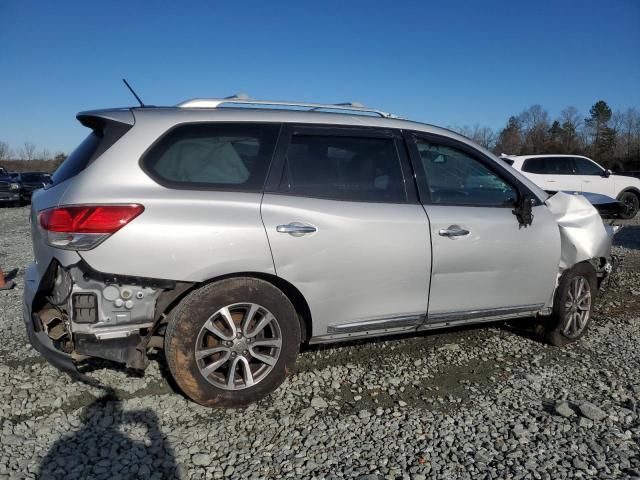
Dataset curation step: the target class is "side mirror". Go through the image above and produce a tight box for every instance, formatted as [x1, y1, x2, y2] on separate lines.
[602, 169, 612, 178]
[512, 194, 535, 228]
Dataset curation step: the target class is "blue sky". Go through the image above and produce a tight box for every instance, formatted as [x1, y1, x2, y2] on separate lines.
[1, 0, 638, 154]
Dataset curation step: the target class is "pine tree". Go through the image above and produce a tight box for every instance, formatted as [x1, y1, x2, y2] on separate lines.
[547, 120, 563, 152]
[495, 116, 522, 155]
[586, 101, 610, 143]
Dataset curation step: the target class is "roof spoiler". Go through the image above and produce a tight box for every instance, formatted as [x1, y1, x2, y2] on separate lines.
[76, 108, 135, 131]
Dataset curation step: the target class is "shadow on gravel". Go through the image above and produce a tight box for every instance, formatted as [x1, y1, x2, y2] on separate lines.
[38, 381, 178, 480]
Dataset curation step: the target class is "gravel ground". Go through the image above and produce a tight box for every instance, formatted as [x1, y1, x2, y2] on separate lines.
[1, 205, 640, 480]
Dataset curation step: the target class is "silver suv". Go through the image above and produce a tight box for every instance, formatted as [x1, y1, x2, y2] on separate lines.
[24, 96, 616, 406]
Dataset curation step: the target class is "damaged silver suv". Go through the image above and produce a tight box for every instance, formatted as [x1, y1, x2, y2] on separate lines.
[24, 96, 616, 407]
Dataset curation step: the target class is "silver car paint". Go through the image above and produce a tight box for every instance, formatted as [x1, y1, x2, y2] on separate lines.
[25, 106, 613, 348]
[77, 191, 275, 281]
[261, 194, 431, 336]
[424, 204, 561, 316]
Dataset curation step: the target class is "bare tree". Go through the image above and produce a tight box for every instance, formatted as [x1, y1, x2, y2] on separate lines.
[449, 125, 496, 150]
[518, 105, 549, 154]
[18, 141, 37, 161]
[558, 107, 584, 153]
[560, 106, 581, 127]
[472, 126, 496, 150]
[0, 141, 9, 162]
[39, 148, 51, 161]
[619, 108, 640, 160]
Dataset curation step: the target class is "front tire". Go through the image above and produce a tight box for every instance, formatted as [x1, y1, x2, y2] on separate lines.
[618, 191, 639, 219]
[542, 262, 597, 346]
[164, 277, 301, 407]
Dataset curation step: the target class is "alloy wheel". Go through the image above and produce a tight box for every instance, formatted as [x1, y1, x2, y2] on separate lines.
[561, 276, 591, 339]
[195, 303, 282, 390]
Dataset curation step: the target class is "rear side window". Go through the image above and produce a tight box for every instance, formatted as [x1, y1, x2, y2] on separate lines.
[52, 133, 101, 185]
[522, 157, 573, 174]
[52, 119, 132, 186]
[573, 157, 603, 175]
[279, 134, 406, 203]
[143, 123, 280, 191]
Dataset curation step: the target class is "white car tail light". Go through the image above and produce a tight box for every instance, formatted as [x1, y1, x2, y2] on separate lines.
[38, 204, 144, 250]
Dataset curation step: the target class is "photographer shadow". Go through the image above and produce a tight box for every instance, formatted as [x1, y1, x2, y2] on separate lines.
[38, 382, 178, 479]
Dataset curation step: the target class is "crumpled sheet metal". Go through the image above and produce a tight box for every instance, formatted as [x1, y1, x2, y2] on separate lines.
[545, 192, 614, 271]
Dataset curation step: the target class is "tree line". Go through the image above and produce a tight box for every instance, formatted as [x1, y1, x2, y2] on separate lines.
[2, 99, 639, 173]
[453, 100, 639, 171]
[0, 141, 67, 173]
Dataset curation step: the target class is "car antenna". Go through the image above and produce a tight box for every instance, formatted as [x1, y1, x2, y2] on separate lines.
[122, 78, 145, 107]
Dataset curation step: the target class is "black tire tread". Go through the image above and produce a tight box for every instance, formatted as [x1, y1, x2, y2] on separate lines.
[164, 277, 300, 408]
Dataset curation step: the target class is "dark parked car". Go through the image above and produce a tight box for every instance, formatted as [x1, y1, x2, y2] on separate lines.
[0, 174, 21, 206]
[9, 172, 52, 203]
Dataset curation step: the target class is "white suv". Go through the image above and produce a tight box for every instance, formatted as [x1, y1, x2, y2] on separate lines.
[504, 154, 640, 218]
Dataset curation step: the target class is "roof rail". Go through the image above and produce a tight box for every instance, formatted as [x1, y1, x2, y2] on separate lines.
[176, 94, 397, 118]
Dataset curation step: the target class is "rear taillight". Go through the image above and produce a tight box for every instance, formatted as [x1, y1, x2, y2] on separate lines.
[38, 204, 144, 250]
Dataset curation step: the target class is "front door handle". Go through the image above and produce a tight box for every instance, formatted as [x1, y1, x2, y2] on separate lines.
[439, 225, 470, 237]
[276, 223, 317, 235]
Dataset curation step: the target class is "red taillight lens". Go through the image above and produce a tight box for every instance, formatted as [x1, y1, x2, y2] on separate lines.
[39, 205, 145, 234]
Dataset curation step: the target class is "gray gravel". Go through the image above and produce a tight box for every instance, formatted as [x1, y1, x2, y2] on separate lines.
[1, 205, 640, 479]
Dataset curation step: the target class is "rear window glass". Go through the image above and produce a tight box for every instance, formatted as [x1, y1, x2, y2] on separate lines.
[522, 157, 573, 174]
[22, 173, 45, 182]
[142, 123, 280, 191]
[52, 133, 101, 185]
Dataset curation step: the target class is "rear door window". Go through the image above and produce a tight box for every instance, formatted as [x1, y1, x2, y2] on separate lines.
[522, 157, 573, 174]
[278, 133, 407, 203]
[143, 123, 280, 191]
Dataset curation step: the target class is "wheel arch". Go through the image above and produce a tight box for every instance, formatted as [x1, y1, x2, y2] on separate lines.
[157, 271, 313, 343]
[616, 186, 640, 199]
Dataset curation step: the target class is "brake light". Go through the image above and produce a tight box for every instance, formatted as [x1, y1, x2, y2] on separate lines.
[38, 204, 144, 250]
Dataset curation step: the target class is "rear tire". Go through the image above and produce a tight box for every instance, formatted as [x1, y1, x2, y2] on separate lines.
[618, 191, 639, 219]
[541, 262, 597, 347]
[164, 277, 301, 407]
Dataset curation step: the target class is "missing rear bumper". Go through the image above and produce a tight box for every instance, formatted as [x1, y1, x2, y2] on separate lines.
[23, 303, 78, 375]
[24, 259, 190, 371]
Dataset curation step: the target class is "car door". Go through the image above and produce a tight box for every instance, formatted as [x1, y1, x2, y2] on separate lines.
[261, 125, 432, 338]
[406, 133, 561, 323]
[521, 156, 581, 193]
[573, 157, 615, 197]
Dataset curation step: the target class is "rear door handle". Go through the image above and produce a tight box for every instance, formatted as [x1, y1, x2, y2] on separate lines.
[276, 223, 317, 235]
[438, 225, 470, 237]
